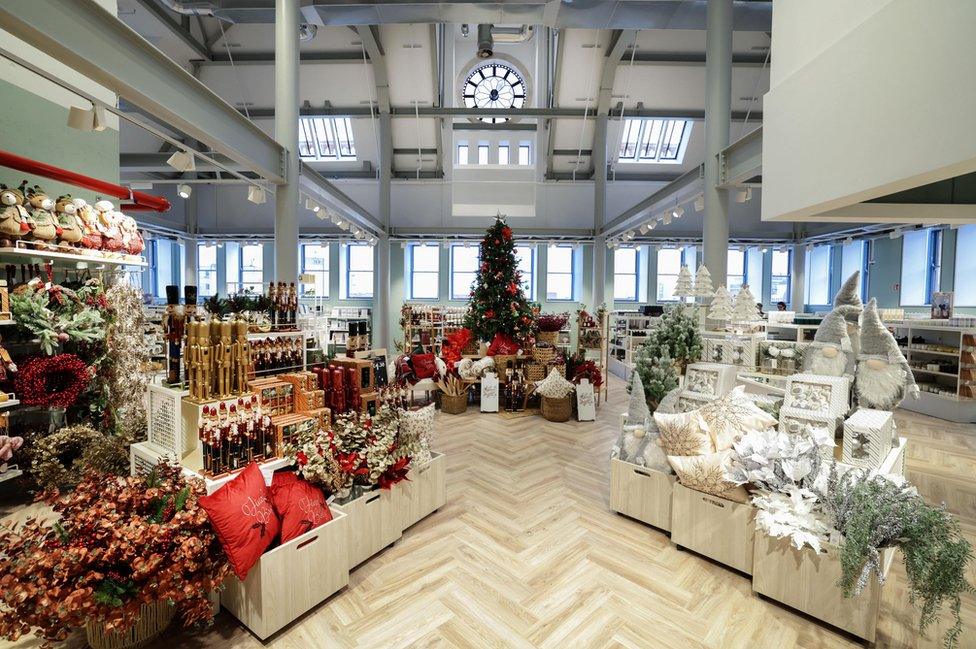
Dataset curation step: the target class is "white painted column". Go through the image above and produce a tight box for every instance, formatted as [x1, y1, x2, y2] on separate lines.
[273, 0, 300, 283]
[703, 0, 733, 288]
[373, 235, 390, 350]
[593, 237, 607, 308]
[790, 243, 806, 312]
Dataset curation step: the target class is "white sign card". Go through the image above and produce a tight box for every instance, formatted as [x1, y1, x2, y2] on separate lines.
[481, 372, 499, 412]
[576, 379, 596, 421]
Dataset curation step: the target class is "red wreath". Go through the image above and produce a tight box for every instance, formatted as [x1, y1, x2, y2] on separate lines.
[15, 354, 92, 409]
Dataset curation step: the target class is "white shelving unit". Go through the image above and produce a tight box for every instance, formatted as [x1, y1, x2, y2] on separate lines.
[327, 307, 372, 353]
[609, 311, 658, 380]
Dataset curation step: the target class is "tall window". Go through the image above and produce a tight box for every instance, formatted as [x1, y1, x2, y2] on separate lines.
[457, 142, 469, 165]
[408, 243, 440, 299]
[727, 248, 746, 295]
[770, 249, 791, 304]
[514, 244, 536, 299]
[901, 228, 939, 306]
[546, 245, 576, 301]
[298, 116, 356, 161]
[344, 243, 374, 298]
[805, 245, 831, 306]
[617, 118, 692, 163]
[198, 243, 217, 297]
[477, 143, 489, 165]
[450, 245, 478, 300]
[153, 239, 173, 300]
[841, 241, 867, 301]
[301, 243, 330, 297]
[614, 247, 640, 302]
[955, 225, 976, 306]
[656, 247, 693, 301]
[518, 143, 531, 166]
[224, 242, 262, 294]
[498, 143, 510, 165]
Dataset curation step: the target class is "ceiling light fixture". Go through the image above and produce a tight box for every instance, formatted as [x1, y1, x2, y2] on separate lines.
[247, 185, 266, 205]
[734, 188, 749, 203]
[177, 183, 192, 199]
[694, 195, 704, 212]
[639, 223, 650, 234]
[889, 228, 902, 239]
[166, 149, 196, 173]
[663, 212, 672, 225]
[673, 206, 684, 220]
[648, 220, 657, 230]
[67, 104, 108, 132]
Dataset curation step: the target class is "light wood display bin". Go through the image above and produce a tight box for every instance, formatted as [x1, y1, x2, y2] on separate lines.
[334, 488, 403, 569]
[221, 510, 350, 640]
[671, 483, 756, 574]
[609, 458, 676, 532]
[752, 533, 894, 642]
[396, 452, 447, 531]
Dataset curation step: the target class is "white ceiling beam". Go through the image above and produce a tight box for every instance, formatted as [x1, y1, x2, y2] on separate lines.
[356, 25, 392, 225]
[796, 203, 976, 224]
[601, 164, 704, 237]
[131, 0, 211, 61]
[717, 126, 762, 188]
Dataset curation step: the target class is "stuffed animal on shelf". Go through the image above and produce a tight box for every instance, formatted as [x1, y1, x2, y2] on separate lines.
[25, 185, 60, 248]
[0, 434, 23, 473]
[0, 182, 31, 247]
[119, 213, 144, 255]
[802, 304, 861, 377]
[54, 195, 84, 249]
[94, 199, 124, 252]
[74, 197, 102, 250]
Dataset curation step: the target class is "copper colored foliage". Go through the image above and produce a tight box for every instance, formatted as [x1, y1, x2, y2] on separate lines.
[0, 462, 229, 645]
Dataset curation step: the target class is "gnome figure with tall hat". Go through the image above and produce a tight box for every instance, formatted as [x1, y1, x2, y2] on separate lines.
[856, 298, 920, 409]
[803, 304, 862, 377]
[834, 271, 863, 370]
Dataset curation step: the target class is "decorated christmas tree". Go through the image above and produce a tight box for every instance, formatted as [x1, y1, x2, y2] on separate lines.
[694, 265, 714, 298]
[733, 284, 761, 322]
[674, 265, 694, 300]
[637, 305, 702, 374]
[708, 285, 732, 321]
[463, 217, 535, 344]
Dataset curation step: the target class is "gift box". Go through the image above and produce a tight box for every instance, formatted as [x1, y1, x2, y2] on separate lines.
[674, 391, 716, 413]
[683, 363, 738, 397]
[305, 407, 331, 432]
[778, 406, 837, 460]
[330, 358, 375, 392]
[783, 374, 850, 421]
[270, 413, 316, 449]
[842, 408, 894, 469]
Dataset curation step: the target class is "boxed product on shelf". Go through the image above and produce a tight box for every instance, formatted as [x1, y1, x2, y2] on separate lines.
[269, 413, 316, 449]
[248, 378, 295, 416]
[841, 409, 894, 469]
[331, 357, 376, 392]
[759, 341, 808, 376]
[783, 373, 851, 421]
[683, 362, 738, 398]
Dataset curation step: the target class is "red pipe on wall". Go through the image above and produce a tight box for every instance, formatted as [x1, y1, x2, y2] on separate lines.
[0, 149, 171, 212]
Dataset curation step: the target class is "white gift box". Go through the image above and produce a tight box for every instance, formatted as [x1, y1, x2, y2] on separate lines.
[842, 408, 894, 469]
[684, 362, 738, 397]
[703, 338, 732, 365]
[674, 391, 716, 413]
[778, 406, 837, 460]
[783, 373, 851, 421]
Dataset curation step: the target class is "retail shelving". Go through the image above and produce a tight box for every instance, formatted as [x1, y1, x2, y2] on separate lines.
[400, 304, 467, 354]
[0, 241, 147, 268]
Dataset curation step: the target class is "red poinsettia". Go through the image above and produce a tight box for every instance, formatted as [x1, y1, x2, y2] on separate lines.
[501, 226, 512, 240]
[506, 282, 518, 295]
[378, 456, 411, 490]
[296, 450, 309, 466]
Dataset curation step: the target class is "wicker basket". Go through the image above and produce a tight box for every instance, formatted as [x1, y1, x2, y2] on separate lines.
[86, 600, 175, 649]
[537, 331, 559, 345]
[440, 391, 468, 415]
[541, 395, 572, 422]
[533, 345, 556, 365]
[547, 363, 567, 378]
[525, 363, 546, 382]
[492, 354, 518, 380]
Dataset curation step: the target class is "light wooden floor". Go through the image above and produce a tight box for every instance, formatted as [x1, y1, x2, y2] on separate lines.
[5, 376, 976, 648]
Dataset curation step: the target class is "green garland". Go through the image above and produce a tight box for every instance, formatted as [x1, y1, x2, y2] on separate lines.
[10, 284, 105, 355]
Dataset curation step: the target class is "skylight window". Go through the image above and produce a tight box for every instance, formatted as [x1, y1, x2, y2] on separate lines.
[617, 118, 692, 164]
[298, 116, 356, 161]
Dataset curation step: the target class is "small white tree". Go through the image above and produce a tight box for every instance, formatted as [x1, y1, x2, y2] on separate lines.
[694, 265, 714, 298]
[674, 265, 694, 301]
[708, 285, 732, 321]
[733, 284, 761, 322]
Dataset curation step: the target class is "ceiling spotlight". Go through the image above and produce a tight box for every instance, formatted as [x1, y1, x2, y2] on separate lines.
[177, 183, 192, 199]
[640, 223, 650, 234]
[648, 220, 657, 230]
[844, 236, 854, 246]
[247, 185, 266, 204]
[166, 149, 196, 173]
[734, 188, 748, 203]
[400, 241, 407, 249]
[329, 212, 340, 225]
[694, 195, 704, 212]
[355, 230, 366, 240]
[760, 247, 769, 254]
[441, 239, 450, 249]
[338, 219, 349, 231]
[889, 228, 902, 239]
[673, 206, 684, 220]
[67, 104, 108, 132]
[663, 212, 672, 225]
[805, 243, 814, 253]
[624, 231, 635, 241]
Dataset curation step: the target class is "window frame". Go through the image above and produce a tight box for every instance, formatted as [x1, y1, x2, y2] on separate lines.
[805, 245, 832, 307]
[545, 244, 576, 301]
[300, 242, 331, 298]
[514, 244, 536, 301]
[449, 244, 480, 300]
[407, 243, 440, 300]
[727, 248, 746, 296]
[770, 249, 791, 305]
[617, 118, 693, 164]
[298, 116, 357, 162]
[344, 242, 375, 299]
[498, 143, 510, 165]
[197, 242, 218, 298]
[518, 143, 531, 166]
[456, 142, 469, 166]
[613, 246, 641, 302]
[900, 228, 939, 307]
[477, 143, 490, 165]
[655, 246, 693, 302]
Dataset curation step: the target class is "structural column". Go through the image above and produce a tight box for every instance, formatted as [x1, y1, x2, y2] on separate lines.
[593, 236, 607, 308]
[373, 234, 391, 350]
[790, 243, 806, 312]
[273, 0, 300, 283]
[703, 0, 733, 287]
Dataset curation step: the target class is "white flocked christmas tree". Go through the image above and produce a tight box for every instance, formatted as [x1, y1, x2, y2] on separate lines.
[693, 264, 714, 298]
[708, 285, 732, 321]
[732, 284, 761, 322]
[674, 265, 694, 300]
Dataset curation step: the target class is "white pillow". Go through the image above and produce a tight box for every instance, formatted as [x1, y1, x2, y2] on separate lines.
[668, 451, 749, 503]
[700, 386, 777, 452]
[652, 410, 713, 456]
[400, 404, 435, 467]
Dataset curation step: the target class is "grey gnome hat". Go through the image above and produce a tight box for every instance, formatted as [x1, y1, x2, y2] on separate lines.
[859, 298, 919, 392]
[834, 271, 863, 323]
[813, 304, 859, 348]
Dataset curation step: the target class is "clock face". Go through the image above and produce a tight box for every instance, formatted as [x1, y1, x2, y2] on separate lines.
[461, 63, 526, 123]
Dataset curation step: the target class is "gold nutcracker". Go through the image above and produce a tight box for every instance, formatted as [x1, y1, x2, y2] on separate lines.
[197, 319, 213, 401]
[216, 320, 233, 397]
[185, 319, 199, 399]
[233, 318, 252, 393]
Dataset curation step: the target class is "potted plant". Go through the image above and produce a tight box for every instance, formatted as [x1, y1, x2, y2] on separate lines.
[0, 463, 229, 648]
[535, 313, 569, 345]
[435, 372, 471, 415]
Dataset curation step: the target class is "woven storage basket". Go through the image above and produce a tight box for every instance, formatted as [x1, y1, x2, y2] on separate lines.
[533, 345, 556, 365]
[525, 364, 546, 382]
[492, 354, 518, 380]
[547, 363, 567, 378]
[537, 331, 559, 345]
[541, 395, 572, 422]
[440, 391, 468, 415]
[86, 600, 175, 649]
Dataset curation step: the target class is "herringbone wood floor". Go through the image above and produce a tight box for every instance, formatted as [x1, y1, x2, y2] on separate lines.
[5, 377, 976, 648]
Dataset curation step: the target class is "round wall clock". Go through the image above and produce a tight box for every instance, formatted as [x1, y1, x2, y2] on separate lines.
[461, 62, 526, 123]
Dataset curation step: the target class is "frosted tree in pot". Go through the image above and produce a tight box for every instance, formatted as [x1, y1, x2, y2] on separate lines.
[674, 265, 694, 302]
[693, 265, 714, 299]
[732, 284, 760, 323]
[708, 285, 732, 322]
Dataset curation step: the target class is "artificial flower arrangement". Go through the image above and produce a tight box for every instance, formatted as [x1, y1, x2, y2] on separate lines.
[440, 327, 473, 369]
[435, 371, 471, 398]
[0, 462, 229, 645]
[535, 313, 569, 333]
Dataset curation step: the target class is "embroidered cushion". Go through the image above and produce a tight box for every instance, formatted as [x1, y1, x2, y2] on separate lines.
[700, 386, 778, 452]
[653, 410, 713, 456]
[270, 472, 333, 544]
[411, 353, 437, 379]
[399, 403, 435, 466]
[199, 462, 280, 580]
[668, 451, 749, 503]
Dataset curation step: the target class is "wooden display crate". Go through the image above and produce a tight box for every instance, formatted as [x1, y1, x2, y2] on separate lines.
[671, 482, 756, 574]
[609, 458, 676, 532]
[221, 510, 349, 640]
[333, 487, 403, 569]
[751, 533, 893, 642]
[396, 452, 446, 531]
